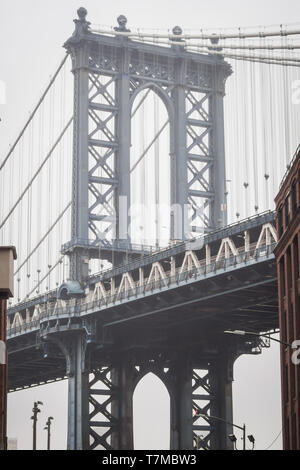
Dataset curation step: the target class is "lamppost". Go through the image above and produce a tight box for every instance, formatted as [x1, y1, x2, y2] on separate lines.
[224, 330, 292, 348]
[31, 401, 43, 450]
[44, 416, 53, 450]
[197, 413, 254, 450]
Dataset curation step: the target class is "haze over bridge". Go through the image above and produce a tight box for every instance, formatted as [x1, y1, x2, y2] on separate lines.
[2, 8, 300, 449]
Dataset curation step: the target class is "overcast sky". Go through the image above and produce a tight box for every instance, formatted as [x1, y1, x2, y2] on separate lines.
[2, 0, 300, 450]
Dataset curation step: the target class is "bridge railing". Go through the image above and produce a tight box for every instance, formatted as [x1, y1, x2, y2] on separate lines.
[6, 241, 276, 337]
[89, 210, 276, 284]
[6, 210, 276, 320]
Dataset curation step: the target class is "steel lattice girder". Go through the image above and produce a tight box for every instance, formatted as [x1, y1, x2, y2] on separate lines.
[89, 367, 117, 450]
[64, 27, 232, 259]
[88, 73, 118, 241]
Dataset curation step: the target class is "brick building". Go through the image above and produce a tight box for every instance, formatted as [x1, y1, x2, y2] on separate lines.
[274, 145, 300, 450]
[0, 247, 17, 450]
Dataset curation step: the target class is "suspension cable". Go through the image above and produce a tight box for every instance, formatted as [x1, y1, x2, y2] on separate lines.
[190, 42, 300, 51]
[0, 53, 69, 172]
[90, 25, 300, 41]
[264, 429, 282, 450]
[190, 48, 300, 67]
[14, 202, 71, 276]
[131, 88, 151, 117]
[130, 119, 169, 173]
[0, 117, 73, 230]
[23, 256, 64, 301]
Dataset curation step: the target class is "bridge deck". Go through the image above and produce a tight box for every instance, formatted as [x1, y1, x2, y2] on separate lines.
[6, 211, 278, 391]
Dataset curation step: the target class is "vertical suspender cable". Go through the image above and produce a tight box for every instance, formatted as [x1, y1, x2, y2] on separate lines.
[242, 51, 250, 218]
[154, 92, 160, 247]
[250, 60, 259, 213]
[0, 54, 69, 173]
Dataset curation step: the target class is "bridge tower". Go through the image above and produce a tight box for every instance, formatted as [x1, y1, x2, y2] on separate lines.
[60, 8, 235, 450]
[63, 8, 231, 282]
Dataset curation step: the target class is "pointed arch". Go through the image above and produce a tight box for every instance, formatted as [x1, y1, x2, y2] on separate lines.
[133, 372, 171, 450]
[11, 312, 24, 328]
[216, 237, 239, 262]
[117, 272, 135, 298]
[180, 250, 200, 274]
[130, 84, 173, 246]
[146, 262, 168, 289]
[130, 82, 175, 124]
[92, 281, 108, 302]
[31, 304, 41, 321]
[256, 223, 278, 250]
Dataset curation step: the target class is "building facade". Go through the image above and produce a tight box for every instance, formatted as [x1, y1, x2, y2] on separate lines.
[7, 438, 17, 450]
[0, 247, 16, 450]
[274, 145, 300, 450]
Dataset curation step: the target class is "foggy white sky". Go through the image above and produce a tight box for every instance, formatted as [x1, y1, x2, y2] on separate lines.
[2, 0, 299, 450]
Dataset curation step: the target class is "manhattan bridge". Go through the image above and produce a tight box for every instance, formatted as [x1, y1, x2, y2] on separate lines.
[1, 8, 300, 449]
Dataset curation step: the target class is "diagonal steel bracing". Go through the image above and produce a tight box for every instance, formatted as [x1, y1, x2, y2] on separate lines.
[63, 9, 231, 280]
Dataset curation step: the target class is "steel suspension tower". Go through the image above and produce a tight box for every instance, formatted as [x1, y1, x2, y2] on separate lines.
[56, 8, 241, 450]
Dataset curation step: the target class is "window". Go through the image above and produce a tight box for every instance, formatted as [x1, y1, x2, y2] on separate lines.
[288, 302, 294, 343]
[278, 205, 284, 237]
[281, 309, 287, 343]
[287, 247, 292, 289]
[293, 235, 299, 280]
[280, 256, 286, 297]
[285, 195, 291, 227]
[292, 180, 297, 215]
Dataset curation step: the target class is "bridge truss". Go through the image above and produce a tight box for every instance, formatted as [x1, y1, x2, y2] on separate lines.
[3, 7, 300, 449]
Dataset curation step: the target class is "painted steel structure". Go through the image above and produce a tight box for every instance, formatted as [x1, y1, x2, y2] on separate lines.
[0, 297, 7, 450]
[274, 144, 300, 450]
[63, 8, 231, 281]
[7, 211, 278, 450]
[6, 10, 281, 450]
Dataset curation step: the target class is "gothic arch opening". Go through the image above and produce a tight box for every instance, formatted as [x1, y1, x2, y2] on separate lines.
[133, 372, 170, 450]
[130, 88, 171, 248]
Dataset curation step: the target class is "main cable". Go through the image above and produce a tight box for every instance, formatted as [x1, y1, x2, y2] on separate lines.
[0, 117, 73, 230]
[0, 53, 69, 172]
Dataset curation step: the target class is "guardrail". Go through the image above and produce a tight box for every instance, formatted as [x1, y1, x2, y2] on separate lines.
[8, 210, 276, 316]
[7, 242, 276, 338]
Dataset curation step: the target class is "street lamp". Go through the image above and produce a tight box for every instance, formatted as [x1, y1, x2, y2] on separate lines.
[224, 330, 292, 348]
[31, 401, 43, 450]
[44, 416, 54, 450]
[248, 434, 255, 450]
[228, 434, 237, 450]
[197, 413, 250, 450]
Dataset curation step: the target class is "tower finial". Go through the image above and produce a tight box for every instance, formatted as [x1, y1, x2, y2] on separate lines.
[171, 25, 183, 41]
[170, 25, 184, 51]
[114, 15, 130, 33]
[77, 7, 88, 21]
[172, 25, 183, 36]
[208, 33, 222, 52]
[71, 7, 90, 39]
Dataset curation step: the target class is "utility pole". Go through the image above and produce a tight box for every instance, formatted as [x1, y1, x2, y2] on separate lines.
[242, 423, 246, 451]
[0, 247, 17, 450]
[199, 413, 251, 450]
[31, 401, 43, 450]
[44, 417, 53, 450]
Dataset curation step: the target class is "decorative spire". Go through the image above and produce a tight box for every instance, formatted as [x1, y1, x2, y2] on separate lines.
[114, 15, 130, 32]
[208, 34, 223, 52]
[72, 7, 90, 38]
[171, 25, 183, 42]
